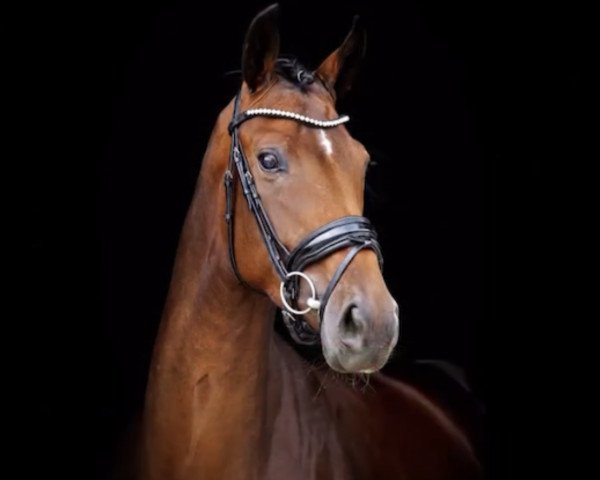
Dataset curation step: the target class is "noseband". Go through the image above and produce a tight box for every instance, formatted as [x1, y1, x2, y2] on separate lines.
[225, 92, 383, 345]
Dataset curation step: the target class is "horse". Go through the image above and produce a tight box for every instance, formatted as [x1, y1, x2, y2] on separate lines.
[138, 4, 482, 479]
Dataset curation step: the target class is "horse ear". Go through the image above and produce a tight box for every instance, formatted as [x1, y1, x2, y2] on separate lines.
[314, 16, 366, 99]
[242, 4, 280, 92]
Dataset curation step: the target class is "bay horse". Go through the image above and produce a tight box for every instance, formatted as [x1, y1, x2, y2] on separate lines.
[139, 4, 481, 479]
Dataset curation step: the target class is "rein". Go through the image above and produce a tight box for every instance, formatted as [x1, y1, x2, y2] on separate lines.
[225, 92, 383, 345]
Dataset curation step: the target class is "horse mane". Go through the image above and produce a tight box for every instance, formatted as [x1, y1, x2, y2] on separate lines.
[274, 56, 315, 90]
[224, 56, 316, 90]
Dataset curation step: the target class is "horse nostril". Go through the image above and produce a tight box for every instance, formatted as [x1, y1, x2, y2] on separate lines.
[341, 304, 366, 338]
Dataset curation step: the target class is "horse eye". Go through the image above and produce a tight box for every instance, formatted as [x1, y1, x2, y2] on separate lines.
[258, 152, 281, 172]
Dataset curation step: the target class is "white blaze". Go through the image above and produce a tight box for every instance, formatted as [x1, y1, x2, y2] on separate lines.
[319, 129, 333, 156]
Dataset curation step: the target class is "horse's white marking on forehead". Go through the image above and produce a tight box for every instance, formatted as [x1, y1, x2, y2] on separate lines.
[318, 129, 333, 156]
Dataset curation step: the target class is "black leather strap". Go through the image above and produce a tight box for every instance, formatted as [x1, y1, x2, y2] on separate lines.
[287, 216, 382, 273]
[281, 311, 321, 345]
[318, 241, 375, 320]
[226, 94, 289, 283]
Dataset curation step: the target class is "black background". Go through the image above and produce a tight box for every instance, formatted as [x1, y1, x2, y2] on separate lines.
[16, 0, 586, 478]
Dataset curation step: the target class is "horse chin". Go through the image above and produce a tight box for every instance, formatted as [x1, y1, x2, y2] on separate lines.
[320, 329, 397, 375]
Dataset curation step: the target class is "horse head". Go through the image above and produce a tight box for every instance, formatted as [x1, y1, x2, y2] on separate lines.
[213, 4, 399, 374]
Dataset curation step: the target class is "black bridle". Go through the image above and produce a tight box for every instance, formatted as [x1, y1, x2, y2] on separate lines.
[224, 92, 383, 345]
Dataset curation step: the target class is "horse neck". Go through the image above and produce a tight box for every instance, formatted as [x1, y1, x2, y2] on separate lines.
[142, 123, 277, 479]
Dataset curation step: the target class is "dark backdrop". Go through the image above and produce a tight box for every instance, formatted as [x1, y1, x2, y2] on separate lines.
[19, 0, 584, 478]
